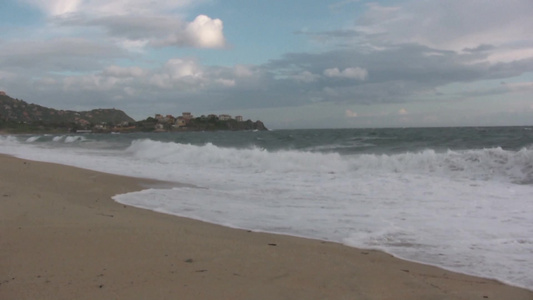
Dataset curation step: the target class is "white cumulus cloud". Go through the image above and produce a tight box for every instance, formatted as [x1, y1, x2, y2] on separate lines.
[184, 15, 225, 48]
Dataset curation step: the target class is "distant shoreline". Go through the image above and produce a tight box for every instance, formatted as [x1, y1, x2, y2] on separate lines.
[0, 93, 267, 134]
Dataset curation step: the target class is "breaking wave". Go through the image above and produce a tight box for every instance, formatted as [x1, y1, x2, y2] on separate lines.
[126, 139, 533, 184]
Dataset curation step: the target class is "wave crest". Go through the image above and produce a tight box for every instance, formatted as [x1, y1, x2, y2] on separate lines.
[356, 147, 533, 184]
[126, 139, 533, 184]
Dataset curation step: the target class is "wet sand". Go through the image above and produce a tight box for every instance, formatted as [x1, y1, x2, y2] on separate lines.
[1, 154, 532, 299]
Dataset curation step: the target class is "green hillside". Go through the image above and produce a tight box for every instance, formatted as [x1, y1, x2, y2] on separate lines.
[0, 93, 134, 133]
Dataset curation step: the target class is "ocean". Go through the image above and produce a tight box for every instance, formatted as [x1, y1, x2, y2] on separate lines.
[1, 127, 532, 290]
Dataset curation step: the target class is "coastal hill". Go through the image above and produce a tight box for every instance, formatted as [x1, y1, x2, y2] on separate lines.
[0, 92, 267, 133]
[0, 92, 134, 133]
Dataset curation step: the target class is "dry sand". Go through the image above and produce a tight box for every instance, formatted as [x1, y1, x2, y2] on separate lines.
[1, 154, 532, 300]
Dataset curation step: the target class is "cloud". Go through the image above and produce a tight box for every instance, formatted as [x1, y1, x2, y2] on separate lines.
[26, 0, 225, 50]
[324, 67, 368, 80]
[505, 81, 533, 94]
[186, 15, 225, 48]
[22, 0, 82, 16]
[63, 74, 120, 92]
[149, 58, 207, 89]
[159, 15, 226, 48]
[0, 37, 124, 73]
[345, 109, 358, 118]
[164, 58, 203, 79]
[5, 35, 532, 117]
[83, 15, 226, 48]
[19, 58, 261, 104]
[303, 1, 533, 65]
[57, 13, 226, 50]
[330, 0, 361, 11]
[263, 42, 533, 108]
[353, 0, 533, 62]
[215, 78, 236, 87]
[103, 65, 145, 78]
[292, 71, 320, 83]
[0, 69, 17, 79]
[116, 40, 149, 53]
[26, 57, 249, 99]
[4, 0, 533, 128]
[233, 65, 255, 78]
[23, 0, 198, 17]
[67, 15, 179, 41]
[11, 58, 205, 96]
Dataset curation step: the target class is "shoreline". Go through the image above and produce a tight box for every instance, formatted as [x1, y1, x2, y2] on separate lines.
[1, 154, 532, 299]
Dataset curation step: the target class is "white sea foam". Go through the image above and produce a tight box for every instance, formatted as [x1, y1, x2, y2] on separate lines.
[26, 136, 41, 142]
[1, 135, 532, 290]
[52, 135, 64, 142]
[64, 135, 86, 143]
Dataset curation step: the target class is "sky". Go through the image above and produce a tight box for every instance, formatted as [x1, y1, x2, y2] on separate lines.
[1, 0, 533, 129]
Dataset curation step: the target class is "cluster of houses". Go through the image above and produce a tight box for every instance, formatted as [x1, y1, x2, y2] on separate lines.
[154, 112, 244, 130]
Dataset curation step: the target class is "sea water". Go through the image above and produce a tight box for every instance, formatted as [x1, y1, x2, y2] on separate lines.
[1, 127, 532, 290]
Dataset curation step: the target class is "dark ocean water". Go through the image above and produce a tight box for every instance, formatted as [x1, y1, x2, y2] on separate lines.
[41, 125, 531, 153]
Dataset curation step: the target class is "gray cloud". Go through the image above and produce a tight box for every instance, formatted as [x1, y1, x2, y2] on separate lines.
[2, 0, 533, 128]
[0, 38, 125, 74]
[463, 44, 496, 53]
[3, 33, 532, 122]
[7, 40, 530, 118]
[56, 15, 178, 41]
[55, 13, 226, 49]
[239, 43, 533, 108]
[353, 1, 533, 51]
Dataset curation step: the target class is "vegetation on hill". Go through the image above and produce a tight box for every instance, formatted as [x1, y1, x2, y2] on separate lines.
[0, 94, 134, 133]
[186, 116, 267, 131]
[0, 93, 267, 133]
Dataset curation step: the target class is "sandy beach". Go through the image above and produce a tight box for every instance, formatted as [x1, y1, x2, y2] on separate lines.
[1, 154, 532, 300]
